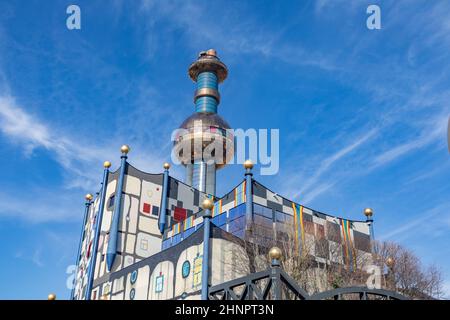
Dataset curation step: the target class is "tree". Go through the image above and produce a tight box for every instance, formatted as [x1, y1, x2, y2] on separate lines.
[372, 240, 444, 299]
[219, 220, 444, 300]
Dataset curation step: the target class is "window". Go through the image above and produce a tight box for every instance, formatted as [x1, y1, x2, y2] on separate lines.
[229, 204, 245, 221]
[143, 203, 151, 214]
[174, 207, 187, 222]
[228, 215, 245, 233]
[212, 212, 226, 227]
[254, 214, 273, 229]
[275, 211, 284, 223]
[276, 210, 293, 223]
[326, 221, 341, 243]
[218, 212, 227, 226]
[140, 238, 149, 251]
[155, 274, 164, 293]
[232, 229, 245, 239]
[315, 224, 325, 239]
[108, 195, 115, 208]
[254, 203, 273, 220]
[304, 220, 314, 234]
[276, 231, 289, 242]
[211, 215, 220, 226]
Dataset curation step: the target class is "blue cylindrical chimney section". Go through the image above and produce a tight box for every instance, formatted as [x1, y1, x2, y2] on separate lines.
[195, 72, 219, 113]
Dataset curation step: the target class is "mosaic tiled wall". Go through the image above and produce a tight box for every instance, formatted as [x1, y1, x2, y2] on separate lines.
[91, 226, 248, 300]
[74, 165, 373, 300]
[252, 181, 372, 267]
[74, 164, 211, 300]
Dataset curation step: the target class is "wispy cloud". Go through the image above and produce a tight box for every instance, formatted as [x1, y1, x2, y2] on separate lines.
[0, 95, 114, 188]
[379, 203, 450, 242]
[138, 0, 338, 71]
[371, 115, 447, 169]
[15, 247, 44, 268]
[0, 94, 169, 222]
[287, 128, 379, 202]
[275, 1, 450, 206]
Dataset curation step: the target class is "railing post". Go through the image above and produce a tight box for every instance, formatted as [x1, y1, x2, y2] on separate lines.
[106, 145, 129, 271]
[244, 160, 253, 231]
[71, 193, 93, 299]
[201, 198, 214, 300]
[269, 247, 282, 300]
[85, 161, 111, 300]
[158, 163, 170, 234]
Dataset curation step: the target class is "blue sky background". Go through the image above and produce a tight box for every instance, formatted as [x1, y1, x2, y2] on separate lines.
[0, 0, 449, 299]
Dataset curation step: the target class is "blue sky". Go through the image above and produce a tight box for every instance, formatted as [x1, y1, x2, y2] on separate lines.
[0, 0, 449, 299]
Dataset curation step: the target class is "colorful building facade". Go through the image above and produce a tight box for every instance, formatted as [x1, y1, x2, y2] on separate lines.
[72, 50, 373, 300]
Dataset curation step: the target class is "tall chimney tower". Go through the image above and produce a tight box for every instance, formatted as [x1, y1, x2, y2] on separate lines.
[173, 50, 234, 195]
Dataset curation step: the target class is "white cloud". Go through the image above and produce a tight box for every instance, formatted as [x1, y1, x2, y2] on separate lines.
[288, 128, 378, 202]
[0, 96, 52, 152]
[15, 247, 44, 268]
[379, 203, 450, 242]
[371, 115, 447, 169]
[0, 94, 168, 222]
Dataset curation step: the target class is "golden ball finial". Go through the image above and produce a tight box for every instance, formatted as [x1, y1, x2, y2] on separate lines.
[202, 198, 214, 210]
[120, 144, 130, 154]
[364, 208, 373, 217]
[243, 159, 254, 170]
[103, 161, 111, 168]
[47, 293, 56, 300]
[163, 162, 170, 170]
[268, 247, 282, 260]
[206, 49, 217, 57]
[85, 193, 93, 201]
[386, 257, 395, 268]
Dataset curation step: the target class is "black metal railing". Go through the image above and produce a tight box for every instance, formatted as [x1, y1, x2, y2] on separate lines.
[208, 257, 408, 300]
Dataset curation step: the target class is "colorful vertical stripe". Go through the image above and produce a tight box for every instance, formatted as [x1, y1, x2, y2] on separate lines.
[234, 181, 246, 207]
[292, 203, 306, 254]
[340, 219, 356, 270]
[213, 199, 222, 217]
[172, 222, 181, 235]
[183, 215, 195, 231]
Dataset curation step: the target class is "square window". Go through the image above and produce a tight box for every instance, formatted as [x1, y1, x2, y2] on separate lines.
[143, 203, 151, 214]
[140, 239, 148, 250]
[232, 229, 245, 239]
[229, 204, 245, 221]
[211, 215, 220, 225]
[229, 216, 245, 233]
[218, 213, 227, 226]
[174, 207, 187, 222]
[315, 224, 325, 239]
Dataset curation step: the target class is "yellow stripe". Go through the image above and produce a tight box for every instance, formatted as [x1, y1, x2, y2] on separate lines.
[299, 205, 305, 248]
[292, 202, 299, 253]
